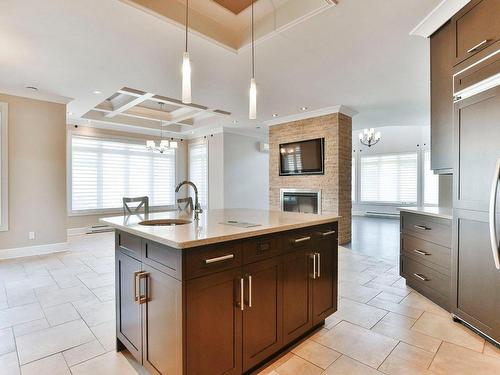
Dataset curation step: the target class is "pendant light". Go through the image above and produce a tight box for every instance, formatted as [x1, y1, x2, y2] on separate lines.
[146, 103, 170, 153]
[249, 1, 257, 120]
[182, 0, 192, 104]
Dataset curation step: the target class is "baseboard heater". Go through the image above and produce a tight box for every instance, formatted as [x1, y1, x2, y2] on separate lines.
[86, 224, 114, 234]
[365, 211, 400, 219]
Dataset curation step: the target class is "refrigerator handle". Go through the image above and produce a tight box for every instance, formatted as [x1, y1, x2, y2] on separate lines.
[488, 158, 500, 270]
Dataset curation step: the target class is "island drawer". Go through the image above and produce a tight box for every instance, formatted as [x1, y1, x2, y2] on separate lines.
[401, 234, 451, 276]
[401, 256, 450, 307]
[401, 212, 451, 247]
[142, 239, 182, 280]
[185, 241, 242, 279]
[242, 234, 281, 264]
[281, 229, 316, 252]
[116, 231, 142, 260]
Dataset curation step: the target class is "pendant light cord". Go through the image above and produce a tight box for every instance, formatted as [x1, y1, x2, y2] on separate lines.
[251, 1, 255, 79]
[185, 0, 189, 53]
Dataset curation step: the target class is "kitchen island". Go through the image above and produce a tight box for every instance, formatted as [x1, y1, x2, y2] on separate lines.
[102, 209, 339, 375]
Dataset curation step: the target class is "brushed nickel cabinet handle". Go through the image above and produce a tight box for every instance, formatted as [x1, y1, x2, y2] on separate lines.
[294, 236, 311, 243]
[316, 252, 321, 278]
[133, 271, 141, 303]
[414, 225, 431, 231]
[467, 39, 490, 54]
[248, 275, 252, 308]
[413, 273, 429, 282]
[322, 230, 336, 236]
[311, 254, 317, 279]
[413, 249, 430, 256]
[240, 278, 245, 311]
[137, 272, 149, 305]
[205, 254, 234, 264]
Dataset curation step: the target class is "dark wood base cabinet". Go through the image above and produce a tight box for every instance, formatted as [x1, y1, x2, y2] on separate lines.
[115, 222, 338, 375]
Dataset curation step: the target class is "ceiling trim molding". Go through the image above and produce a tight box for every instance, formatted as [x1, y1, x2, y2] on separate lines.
[409, 0, 470, 37]
[264, 105, 358, 126]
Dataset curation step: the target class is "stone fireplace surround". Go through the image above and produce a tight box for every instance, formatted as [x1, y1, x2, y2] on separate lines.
[269, 111, 352, 244]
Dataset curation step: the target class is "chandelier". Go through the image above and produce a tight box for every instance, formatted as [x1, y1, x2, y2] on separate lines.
[146, 103, 179, 153]
[359, 128, 381, 147]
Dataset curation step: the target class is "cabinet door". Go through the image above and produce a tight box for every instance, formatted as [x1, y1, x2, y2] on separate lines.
[454, 85, 500, 211]
[115, 251, 142, 362]
[430, 21, 453, 173]
[185, 268, 242, 375]
[282, 249, 313, 345]
[142, 265, 182, 375]
[312, 231, 338, 325]
[452, 209, 500, 342]
[242, 257, 282, 372]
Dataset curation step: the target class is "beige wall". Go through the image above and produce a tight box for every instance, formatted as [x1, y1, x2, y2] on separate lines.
[66, 125, 189, 229]
[269, 113, 352, 244]
[0, 93, 67, 250]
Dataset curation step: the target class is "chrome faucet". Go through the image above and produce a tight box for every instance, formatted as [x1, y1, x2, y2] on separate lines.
[175, 180, 203, 220]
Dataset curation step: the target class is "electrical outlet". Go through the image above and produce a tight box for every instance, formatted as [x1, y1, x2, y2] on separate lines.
[29, 232, 35, 240]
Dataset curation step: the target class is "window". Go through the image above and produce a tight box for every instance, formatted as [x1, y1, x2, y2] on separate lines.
[70, 135, 176, 213]
[352, 156, 355, 202]
[423, 150, 439, 205]
[188, 142, 208, 208]
[0, 102, 8, 231]
[360, 152, 418, 204]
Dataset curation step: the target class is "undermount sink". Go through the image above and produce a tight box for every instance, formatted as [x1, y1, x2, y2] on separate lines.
[139, 219, 192, 226]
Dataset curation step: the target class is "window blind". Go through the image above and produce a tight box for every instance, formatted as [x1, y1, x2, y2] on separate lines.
[360, 152, 418, 204]
[189, 143, 208, 208]
[71, 135, 176, 212]
[423, 150, 439, 205]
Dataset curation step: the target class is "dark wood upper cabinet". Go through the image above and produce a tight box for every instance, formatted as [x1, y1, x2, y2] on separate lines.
[430, 21, 453, 173]
[453, 85, 500, 211]
[452, 209, 500, 342]
[241, 257, 282, 372]
[115, 250, 143, 363]
[282, 249, 313, 345]
[185, 268, 243, 375]
[312, 230, 338, 325]
[451, 0, 500, 66]
[142, 264, 182, 375]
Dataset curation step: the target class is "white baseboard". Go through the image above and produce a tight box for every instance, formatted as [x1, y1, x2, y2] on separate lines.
[0, 242, 69, 260]
[67, 227, 89, 236]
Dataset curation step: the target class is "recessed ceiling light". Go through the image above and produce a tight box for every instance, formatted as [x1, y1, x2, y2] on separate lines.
[272, 113, 278, 117]
[232, 120, 238, 124]
[93, 90, 102, 95]
[26, 86, 38, 91]
[300, 106, 308, 111]
[190, 131, 194, 134]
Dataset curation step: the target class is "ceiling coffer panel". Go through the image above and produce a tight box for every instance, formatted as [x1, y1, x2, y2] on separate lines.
[212, 0, 255, 14]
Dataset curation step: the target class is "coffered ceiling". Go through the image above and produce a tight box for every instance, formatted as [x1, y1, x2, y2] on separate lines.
[120, 0, 336, 51]
[213, 0, 255, 14]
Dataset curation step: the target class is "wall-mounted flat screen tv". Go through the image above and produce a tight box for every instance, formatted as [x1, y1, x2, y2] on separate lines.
[279, 138, 324, 176]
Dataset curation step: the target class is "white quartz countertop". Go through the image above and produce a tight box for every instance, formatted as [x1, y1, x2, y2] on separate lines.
[398, 206, 453, 220]
[101, 209, 340, 249]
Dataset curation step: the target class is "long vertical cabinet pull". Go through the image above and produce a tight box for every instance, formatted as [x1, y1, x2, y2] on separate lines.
[316, 253, 321, 278]
[489, 158, 500, 269]
[311, 254, 317, 279]
[133, 271, 142, 302]
[247, 275, 252, 308]
[240, 278, 245, 311]
[137, 272, 149, 304]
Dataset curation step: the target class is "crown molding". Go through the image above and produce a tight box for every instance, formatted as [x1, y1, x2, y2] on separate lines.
[264, 105, 358, 127]
[409, 0, 470, 37]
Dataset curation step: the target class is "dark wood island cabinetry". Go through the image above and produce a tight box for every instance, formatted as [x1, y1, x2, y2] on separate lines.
[108, 211, 338, 375]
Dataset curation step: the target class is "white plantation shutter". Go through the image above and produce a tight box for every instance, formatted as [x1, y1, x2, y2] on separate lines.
[189, 143, 208, 208]
[424, 150, 439, 205]
[71, 135, 176, 212]
[360, 152, 418, 204]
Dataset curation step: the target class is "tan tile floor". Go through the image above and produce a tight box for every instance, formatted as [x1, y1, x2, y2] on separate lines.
[0, 232, 499, 374]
